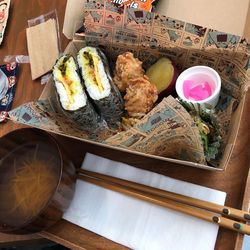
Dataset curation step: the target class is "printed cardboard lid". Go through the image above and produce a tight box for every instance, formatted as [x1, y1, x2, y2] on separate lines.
[63, 0, 250, 40]
[156, 0, 250, 39]
[63, 0, 157, 39]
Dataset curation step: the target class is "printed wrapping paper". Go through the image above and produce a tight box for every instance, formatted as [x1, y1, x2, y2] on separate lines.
[106, 0, 157, 12]
[0, 62, 18, 122]
[8, 1, 250, 168]
[0, 0, 10, 45]
[82, 2, 250, 81]
[8, 92, 206, 164]
[105, 96, 206, 164]
[8, 99, 112, 142]
[81, 1, 250, 164]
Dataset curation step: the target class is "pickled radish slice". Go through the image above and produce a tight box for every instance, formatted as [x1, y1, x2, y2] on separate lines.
[183, 80, 212, 101]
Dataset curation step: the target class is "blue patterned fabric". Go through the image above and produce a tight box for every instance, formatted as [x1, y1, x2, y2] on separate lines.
[0, 62, 19, 122]
[243, 235, 250, 250]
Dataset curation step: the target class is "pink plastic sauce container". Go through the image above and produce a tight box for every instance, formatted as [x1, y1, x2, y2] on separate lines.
[175, 66, 221, 108]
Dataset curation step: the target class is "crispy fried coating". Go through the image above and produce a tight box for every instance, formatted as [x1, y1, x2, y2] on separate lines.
[122, 116, 140, 127]
[124, 76, 158, 118]
[113, 52, 144, 92]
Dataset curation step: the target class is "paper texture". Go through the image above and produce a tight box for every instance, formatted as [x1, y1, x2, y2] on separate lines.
[63, 0, 85, 39]
[63, 0, 157, 39]
[156, 0, 250, 38]
[26, 19, 59, 80]
[63, 153, 227, 250]
[62, 0, 250, 39]
[244, 3, 250, 40]
[0, 0, 10, 45]
[9, 3, 250, 170]
[83, 2, 250, 84]
[105, 96, 206, 164]
[82, 2, 250, 166]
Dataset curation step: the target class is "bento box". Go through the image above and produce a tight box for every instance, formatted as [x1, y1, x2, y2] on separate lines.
[9, 0, 250, 171]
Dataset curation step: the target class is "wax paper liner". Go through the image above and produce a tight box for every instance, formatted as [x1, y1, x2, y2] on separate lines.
[27, 9, 62, 54]
[105, 96, 206, 164]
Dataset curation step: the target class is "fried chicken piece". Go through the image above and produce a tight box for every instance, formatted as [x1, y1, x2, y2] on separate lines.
[124, 76, 158, 118]
[122, 116, 140, 127]
[113, 52, 144, 92]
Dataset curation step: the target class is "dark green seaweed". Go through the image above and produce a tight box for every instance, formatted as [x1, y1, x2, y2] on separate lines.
[78, 48, 124, 129]
[61, 100, 104, 132]
[53, 55, 106, 133]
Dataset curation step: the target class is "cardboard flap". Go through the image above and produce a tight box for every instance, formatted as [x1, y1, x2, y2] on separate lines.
[26, 19, 59, 80]
[156, 0, 250, 38]
[63, 0, 85, 39]
[244, 1, 250, 40]
[63, 0, 250, 40]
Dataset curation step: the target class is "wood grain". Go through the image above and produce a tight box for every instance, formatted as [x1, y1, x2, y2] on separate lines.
[0, 0, 69, 137]
[0, 0, 69, 246]
[0, 0, 250, 249]
[42, 107, 250, 250]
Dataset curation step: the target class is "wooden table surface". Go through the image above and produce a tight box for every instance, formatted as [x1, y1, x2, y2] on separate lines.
[1, 0, 250, 249]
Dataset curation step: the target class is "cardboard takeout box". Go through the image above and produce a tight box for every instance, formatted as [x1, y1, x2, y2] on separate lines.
[9, 0, 250, 171]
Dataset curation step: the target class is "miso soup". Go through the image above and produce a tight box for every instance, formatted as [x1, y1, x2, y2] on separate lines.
[0, 142, 61, 228]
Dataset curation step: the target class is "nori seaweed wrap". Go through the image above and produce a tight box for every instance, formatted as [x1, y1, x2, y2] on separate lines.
[77, 47, 124, 128]
[52, 54, 104, 132]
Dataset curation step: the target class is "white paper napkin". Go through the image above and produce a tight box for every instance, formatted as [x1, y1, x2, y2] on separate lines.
[63, 153, 226, 250]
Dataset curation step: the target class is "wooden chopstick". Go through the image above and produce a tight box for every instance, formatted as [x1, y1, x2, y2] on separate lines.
[77, 169, 250, 223]
[77, 170, 250, 235]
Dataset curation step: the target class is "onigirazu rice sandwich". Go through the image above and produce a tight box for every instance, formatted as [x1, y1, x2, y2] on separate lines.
[53, 54, 104, 132]
[77, 47, 124, 128]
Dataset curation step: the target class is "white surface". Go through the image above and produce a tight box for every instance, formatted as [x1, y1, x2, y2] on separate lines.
[63, 153, 226, 250]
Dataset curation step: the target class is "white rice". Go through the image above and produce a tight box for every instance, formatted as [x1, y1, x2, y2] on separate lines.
[77, 47, 111, 100]
[53, 56, 87, 111]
